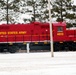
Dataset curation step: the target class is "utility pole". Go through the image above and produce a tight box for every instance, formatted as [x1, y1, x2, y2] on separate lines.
[47, 0, 54, 57]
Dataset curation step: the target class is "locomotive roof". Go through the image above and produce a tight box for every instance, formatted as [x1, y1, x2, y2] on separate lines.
[52, 22, 66, 26]
[0, 21, 66, 26]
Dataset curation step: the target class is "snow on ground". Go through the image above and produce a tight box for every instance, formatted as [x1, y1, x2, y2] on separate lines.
[0, 51, 76, 75]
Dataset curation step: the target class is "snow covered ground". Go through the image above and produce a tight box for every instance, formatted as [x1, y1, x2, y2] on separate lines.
[0, 51, 76, 75]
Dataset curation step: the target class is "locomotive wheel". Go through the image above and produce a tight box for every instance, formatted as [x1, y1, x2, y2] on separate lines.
[9, 46, 16, 53]
[72, 46, 76, 51]
[54, 43, 61, 51]
[72, 43, 76, 51]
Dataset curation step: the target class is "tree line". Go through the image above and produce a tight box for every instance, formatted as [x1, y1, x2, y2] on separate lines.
[0, 0, 76, 27]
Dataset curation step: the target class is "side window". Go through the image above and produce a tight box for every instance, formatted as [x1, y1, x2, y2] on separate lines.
[57, 26, 63, 32]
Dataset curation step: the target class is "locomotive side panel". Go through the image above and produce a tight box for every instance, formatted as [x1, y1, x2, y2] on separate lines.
[1, 22, 76, 52]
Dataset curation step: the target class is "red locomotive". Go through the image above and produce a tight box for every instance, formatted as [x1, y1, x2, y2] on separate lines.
[0, 21, 75, 53]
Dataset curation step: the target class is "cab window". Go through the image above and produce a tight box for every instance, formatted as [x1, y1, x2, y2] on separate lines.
[57, 26, 63, 32]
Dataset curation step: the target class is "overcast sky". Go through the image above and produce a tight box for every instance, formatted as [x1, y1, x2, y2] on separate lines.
[74, 0, 76, 5]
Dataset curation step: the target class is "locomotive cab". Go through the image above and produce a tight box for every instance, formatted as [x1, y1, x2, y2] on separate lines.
[53, 22, 67, 51]
[53, 22, 66, 42]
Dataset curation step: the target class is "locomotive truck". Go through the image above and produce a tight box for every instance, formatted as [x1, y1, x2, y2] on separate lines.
[0, 21, 76, 53]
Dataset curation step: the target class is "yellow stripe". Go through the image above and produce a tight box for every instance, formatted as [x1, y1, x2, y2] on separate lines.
[44, 42, 48, 44]
[35, 42, 38, 44]
[9, 42, 13, 45]
[60, 42, 63, 43]
[23, 42, 26, 44]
